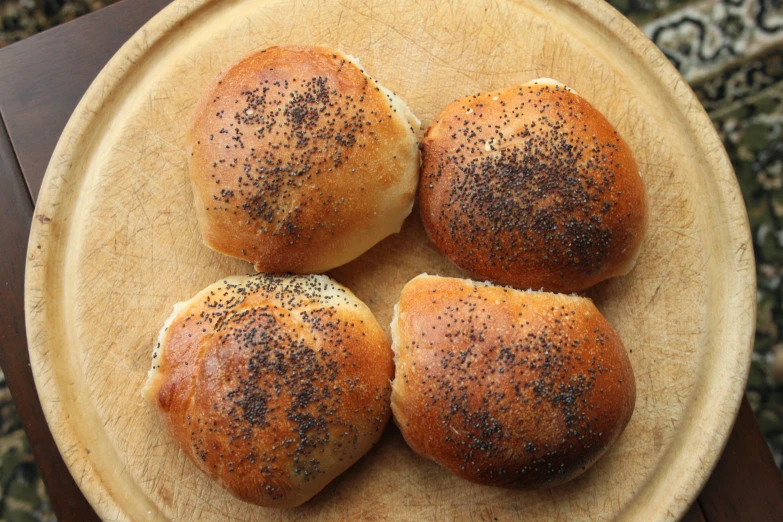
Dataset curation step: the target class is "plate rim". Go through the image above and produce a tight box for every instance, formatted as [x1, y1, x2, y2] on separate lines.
[23, 0, 757, 520]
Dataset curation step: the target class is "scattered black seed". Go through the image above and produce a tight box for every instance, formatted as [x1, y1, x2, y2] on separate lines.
[192, 49, 414, 249]
[158, 274, 390, 500]
[422, 84, 629, 281]
[400, 280, 617, 487]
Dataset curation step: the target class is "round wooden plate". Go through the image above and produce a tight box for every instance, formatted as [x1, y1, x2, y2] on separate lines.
[25, 0, 755, 520]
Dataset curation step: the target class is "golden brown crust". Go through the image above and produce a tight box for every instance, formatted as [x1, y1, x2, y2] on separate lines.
[143, 274, 394, 508]
[391, 274, 635, 489]
[419, 80, 647, 293]
[188, 46, 420, 273]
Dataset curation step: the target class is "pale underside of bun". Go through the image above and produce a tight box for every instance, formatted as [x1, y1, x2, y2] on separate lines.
[188, 45, 421, 274]
[143, 273, 394, 508]
[419, 79, 647, 293]
[391, 274, 636, 489]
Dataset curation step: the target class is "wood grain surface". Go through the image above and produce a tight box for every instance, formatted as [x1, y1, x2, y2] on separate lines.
[22, 0, 756, 520]
[0, 0, 173, 200]
[0, 113, 100, 521]
[681, 503, 707, 522]
[699, 400, 783, 521]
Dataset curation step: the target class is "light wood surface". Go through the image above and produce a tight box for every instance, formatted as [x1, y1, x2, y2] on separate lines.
[24, 0, 756, 520]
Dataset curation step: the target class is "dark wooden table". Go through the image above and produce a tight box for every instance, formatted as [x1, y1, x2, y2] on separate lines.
[0, 0, 781, 520]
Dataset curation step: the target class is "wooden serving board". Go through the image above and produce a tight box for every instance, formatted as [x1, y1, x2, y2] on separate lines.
[24, 0, 756, 520]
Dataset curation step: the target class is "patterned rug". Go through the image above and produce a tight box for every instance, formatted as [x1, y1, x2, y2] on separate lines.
[0, 0, 781, 519]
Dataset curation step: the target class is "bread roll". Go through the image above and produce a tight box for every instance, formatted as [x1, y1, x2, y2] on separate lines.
[188, 46, 420, 273]
[142, 274, 394, 508]
[419, 79, 647, 293]
[391, 274, 635, 488]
